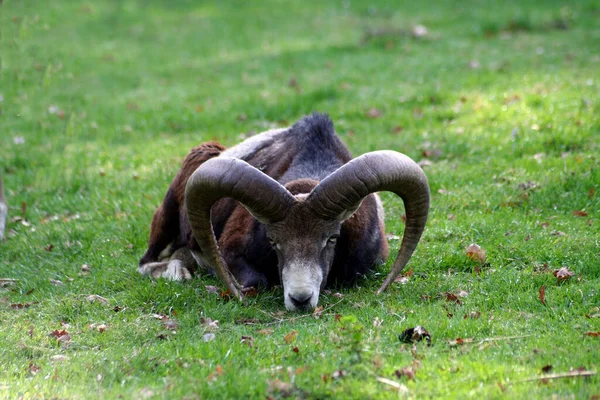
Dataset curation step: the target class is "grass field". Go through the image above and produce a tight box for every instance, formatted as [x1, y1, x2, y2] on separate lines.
[1, 0, 599, 398]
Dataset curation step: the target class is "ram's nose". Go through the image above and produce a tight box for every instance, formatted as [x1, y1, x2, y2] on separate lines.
[285, 289, 318, 311]
[289, 292, 313, 309]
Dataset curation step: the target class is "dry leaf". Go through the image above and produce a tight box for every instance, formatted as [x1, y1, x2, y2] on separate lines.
[256, 328, 273, 336]
[312, 305, 324, 317]
[49, 279, 63, 286]
[200, 317, 219, 331]
[539, 285, 546, 306]
[466, 243, 486, 263]
[541, 365, 553, 373]
[240, 336, 254, 347]
[412, 24, 428, 38]
[573, 210, 588, 217]
[584, 331, 600, 337]
[395, 366, 416, 380]
[588, 187, 595, 198]
[366, 108, 382, 118]
[29, 363, 41, 375]
[443, 292, 462, 305]
[80, 264, 91, 273]
[553, 267, 575, 282]
[203, 333, 216, 342]
[50, 355, 69, 362]
[267, 379, 293, 396]
[448, 337, 474, 346]
[464, 311, 481, 319]
[85, 295, 108, 304]
[292, 346, 300, 354]
[205, 285, 219, 294]
[284, 330, 297, 344]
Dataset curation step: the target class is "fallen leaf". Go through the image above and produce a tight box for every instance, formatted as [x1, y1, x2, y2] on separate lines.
[466, 243, 486, 263]
[395, 366, 415, 380]
[85, 295, 109, 304]
[48, 330, 69, 339]
[312, 305, 324, 317]
[412, 24, 428, 38]
[366, 108, 382, 118]
[203, 333, 216, 342]
[80, 264, 91, 273]
[292, 346, 300, 354]
[10, 303, 33, 309]
[200, 317, 219, 331]
[332, 370, 347, 379]
[49, 279, 63, 286]
[205, 285, 219, 294]
[573, 210, 588, 217]
[332, 292, 344, 298]
[50, 355, 69, 362]
[29, 363, 41, 375]
[44, 244, 54, 252]
[588, 187, 595, 199]
[443, 292, 462, 305]
[584, 331, 600, 337]
[284, 330, 297, 344]
[541, 365, 553, 373]
[267, 379, 293, 396]
[139, 388, 154, 399]
[456, 290, 469, 298]
[448, 337, 474, 346]
[464, 311, 481, 319]
[398, 326, 431, 346]
[240, 336, 254, 347]
[539, 285, 546, 306]
[163, 320, 178, 330]
[553, 267, 575, 282]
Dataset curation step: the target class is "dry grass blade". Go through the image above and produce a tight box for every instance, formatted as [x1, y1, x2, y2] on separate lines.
[516, 370, 596, 383]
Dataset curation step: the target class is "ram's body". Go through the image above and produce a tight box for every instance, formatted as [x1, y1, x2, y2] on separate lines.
[139, 113, 429, 310]
[139, 114, 389, 289]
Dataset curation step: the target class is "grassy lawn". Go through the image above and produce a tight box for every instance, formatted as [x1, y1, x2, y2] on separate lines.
[1, 0, 599, 398]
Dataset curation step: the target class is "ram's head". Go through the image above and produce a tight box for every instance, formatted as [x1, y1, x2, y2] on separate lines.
[185, 151, 429, 311]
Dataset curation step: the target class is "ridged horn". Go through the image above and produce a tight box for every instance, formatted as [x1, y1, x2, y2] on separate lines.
[306, 150, 430, 293]
[185, 157, 296, 298]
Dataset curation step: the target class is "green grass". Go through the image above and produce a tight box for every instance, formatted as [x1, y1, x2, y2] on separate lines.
[1, 0, 599, 398]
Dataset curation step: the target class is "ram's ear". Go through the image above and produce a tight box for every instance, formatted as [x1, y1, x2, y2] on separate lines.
[335, 200, 363, 223]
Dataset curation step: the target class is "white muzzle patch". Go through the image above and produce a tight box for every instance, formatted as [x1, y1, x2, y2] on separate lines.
[282, 263, 322, 311]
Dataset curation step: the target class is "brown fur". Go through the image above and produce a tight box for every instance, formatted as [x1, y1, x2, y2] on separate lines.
[139, 142, 225, 268]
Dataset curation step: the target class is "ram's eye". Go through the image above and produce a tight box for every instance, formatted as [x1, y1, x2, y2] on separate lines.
[328, 235, 339, 244]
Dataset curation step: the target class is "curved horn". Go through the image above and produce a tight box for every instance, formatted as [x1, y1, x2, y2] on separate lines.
[306, 150, 430, 294]
[185, 157, 296, 298]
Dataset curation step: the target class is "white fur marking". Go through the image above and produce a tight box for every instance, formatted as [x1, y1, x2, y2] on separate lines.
[221, 128, 288, 160]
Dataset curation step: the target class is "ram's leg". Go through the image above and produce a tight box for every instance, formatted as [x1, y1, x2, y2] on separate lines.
[138, 246, 195, 281]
